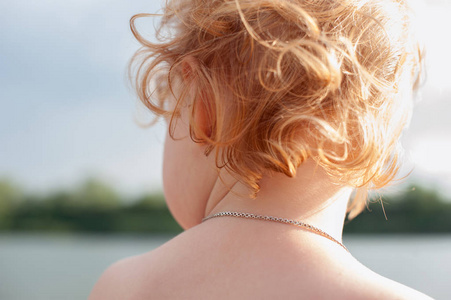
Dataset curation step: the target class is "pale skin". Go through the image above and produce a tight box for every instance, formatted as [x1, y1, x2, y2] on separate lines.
[89, 61, 433, 300]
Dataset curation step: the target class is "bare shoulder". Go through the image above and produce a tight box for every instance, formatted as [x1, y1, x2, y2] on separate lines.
[88, 227, 208, 300]
[88, 234, 186, 300]
[88, 253, 152, 300]
[337, 256, 434, 300]
[363, 277, 433, 300]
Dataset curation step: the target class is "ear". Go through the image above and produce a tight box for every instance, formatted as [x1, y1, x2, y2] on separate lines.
[181, 56, 197, 82]
[180, 56, 214, 140]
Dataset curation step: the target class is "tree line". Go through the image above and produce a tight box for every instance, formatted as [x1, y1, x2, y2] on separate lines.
[0, 177, 450, 234]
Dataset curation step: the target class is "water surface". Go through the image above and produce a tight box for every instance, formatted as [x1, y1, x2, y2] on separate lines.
[0, 233, 448, 299]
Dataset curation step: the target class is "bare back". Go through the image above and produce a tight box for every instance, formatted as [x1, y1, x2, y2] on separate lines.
[89, 218, 432, 300]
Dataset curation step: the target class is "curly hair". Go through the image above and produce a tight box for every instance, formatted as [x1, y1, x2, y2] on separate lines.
[129, 0, 423, 219]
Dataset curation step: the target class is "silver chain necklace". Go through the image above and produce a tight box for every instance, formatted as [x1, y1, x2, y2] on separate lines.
[202, 211, 349, 253]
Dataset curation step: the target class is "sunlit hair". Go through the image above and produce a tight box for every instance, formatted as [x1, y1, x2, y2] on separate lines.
[129, 0, 423, 219]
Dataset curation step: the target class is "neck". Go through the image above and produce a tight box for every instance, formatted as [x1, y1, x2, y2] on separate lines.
[203, 159, 353, 244]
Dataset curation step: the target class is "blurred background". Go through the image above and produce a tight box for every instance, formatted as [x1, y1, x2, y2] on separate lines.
[0, 0, 450, 299]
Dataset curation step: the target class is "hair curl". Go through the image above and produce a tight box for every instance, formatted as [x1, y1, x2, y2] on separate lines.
[129, 0, 423, 219]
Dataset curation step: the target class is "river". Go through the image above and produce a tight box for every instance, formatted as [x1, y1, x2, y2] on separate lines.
[0, 233, 449, 299]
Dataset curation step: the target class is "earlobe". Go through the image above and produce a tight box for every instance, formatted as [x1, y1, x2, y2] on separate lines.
[193, 93, 213, 139]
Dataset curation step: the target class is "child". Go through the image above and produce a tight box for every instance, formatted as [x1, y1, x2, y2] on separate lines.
[90, 0, 431, 298]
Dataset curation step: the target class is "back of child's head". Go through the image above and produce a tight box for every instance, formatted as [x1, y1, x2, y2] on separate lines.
[129, 0, 423, 219]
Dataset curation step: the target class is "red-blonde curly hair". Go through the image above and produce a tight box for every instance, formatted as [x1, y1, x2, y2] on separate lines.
[129, 0, 423, 219]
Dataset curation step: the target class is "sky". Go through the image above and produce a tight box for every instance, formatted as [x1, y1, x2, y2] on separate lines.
[1, 0, 450, 197]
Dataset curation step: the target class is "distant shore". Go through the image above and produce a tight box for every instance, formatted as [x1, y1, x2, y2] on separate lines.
[1, 178, 450, 234]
